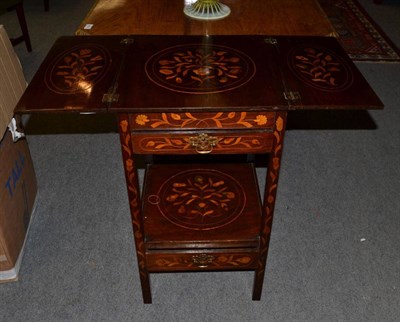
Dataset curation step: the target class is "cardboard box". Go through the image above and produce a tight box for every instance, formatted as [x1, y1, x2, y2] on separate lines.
[0, 25, 37, 282]
[0, 25, 26, 135]
[0, 129, 38, 281]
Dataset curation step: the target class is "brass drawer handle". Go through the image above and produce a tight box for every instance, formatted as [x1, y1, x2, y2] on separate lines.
[192, 254, 215, 268]
[189, 133, 218, 154]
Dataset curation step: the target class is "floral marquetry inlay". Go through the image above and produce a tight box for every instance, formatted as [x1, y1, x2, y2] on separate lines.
[288, 45, 354, 92]
[45, 45, 111, 94]
[145, 44, 256, 94]
[134, 134, 270, 153]
[152, 254, 255, 269]
[153, 169, 246, 230]
[133, 112, 271, 129]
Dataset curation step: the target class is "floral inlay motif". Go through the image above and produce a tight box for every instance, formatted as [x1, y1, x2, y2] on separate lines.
[166, 175, 235, 216]
[118, 117, 150, 302]
[153, 255, 254, 268]
[254, 112, 287, 299]
[289, 46, 353, 91]
[157, 169, 245, 230]
[254, 114, 268, 126]
[136, 134, 267, 153]
[134, 112, 269, 129]
[158, 49, 241, 85]
[45, 45, 110, 94]
[135, 114, 149, 125]
[145, 44, 256, 94]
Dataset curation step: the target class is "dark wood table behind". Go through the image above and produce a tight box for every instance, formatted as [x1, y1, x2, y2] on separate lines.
[76, 0, 336, 36]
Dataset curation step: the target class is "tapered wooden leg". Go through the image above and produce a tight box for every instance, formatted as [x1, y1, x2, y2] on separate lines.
[118, 114, 152, 303]
[253, 112, 287, 300]
[44, 0, 49, 11]
[139, 272, 152, 304]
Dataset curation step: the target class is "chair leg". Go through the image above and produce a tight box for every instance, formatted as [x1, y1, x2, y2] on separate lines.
[14, 2, 32, 52]
[44, 0, 49, 11]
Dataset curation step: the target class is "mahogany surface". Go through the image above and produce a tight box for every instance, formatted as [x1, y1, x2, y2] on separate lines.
[15, 36, 125, 113]
[16, 35, 383, 114]
[76, 0, 336, 37]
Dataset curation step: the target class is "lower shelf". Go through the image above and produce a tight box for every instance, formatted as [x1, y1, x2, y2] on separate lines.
[142, 163, 263, 251]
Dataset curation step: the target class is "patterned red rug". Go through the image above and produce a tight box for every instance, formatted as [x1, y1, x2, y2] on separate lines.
[319, 0, 400, 62]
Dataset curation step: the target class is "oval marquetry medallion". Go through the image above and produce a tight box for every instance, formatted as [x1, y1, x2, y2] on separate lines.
[288, 45, 354, 92]
[155, 168, 246, 230]
[45, 44, 111, 94]
[145, 44, 256, 94]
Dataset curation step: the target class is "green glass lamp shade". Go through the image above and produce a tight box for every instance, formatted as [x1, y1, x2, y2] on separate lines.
[184, 0, 231, 20]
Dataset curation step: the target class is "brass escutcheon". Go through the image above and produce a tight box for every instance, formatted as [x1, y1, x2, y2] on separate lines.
[189, 133, 218, 154]
[192, 254, 215, 268]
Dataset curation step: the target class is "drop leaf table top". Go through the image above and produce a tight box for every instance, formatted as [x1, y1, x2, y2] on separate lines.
[15, 35, 382, 115]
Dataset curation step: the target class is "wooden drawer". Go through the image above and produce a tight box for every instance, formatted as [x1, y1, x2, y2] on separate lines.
[131, 131, 274, 154]
[146, 250, 259, 272]
[129, 112, 276, 131]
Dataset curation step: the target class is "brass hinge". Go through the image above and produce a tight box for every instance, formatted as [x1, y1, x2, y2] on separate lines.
[284, 91, 301, 106]
[102, 93, 119, 103]
[264, 37, 277, 45]
[121, 38, 134, 45]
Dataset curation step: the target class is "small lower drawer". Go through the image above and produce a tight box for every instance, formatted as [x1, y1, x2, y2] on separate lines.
[130, 131, 274, 154]
[146, 251, 259, 272]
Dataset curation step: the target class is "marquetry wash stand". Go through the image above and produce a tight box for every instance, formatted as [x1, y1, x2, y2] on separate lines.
[15, 34, 382, 303]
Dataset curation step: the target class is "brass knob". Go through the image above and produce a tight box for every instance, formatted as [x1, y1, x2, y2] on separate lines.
[189, 133, 218, 154]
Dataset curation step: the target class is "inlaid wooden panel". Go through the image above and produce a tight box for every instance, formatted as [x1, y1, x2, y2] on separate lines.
[15, 35, 383, 115]
[273, 36, 383, 109]
[16, 36, 129, 114]
[130, 132, 274, 154]
[146, 251, 259, 272]
[287, 45, 354, 92]
[129, 112, 276, 130]
[143, 163, 262, 249]
[145, 43, 256, 94]
[44, 44, 112, 95]
[111, 35, 288, 113]
[111, 35, 383, 113]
